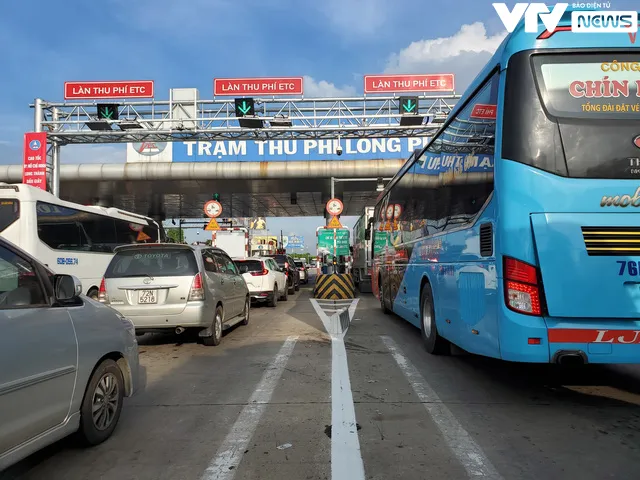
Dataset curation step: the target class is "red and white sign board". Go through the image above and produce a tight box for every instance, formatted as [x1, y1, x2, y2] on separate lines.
[214, 77, 304, 96]
[64, 81, 154, 99]
[470, 104, 497, 119]
[22, 132, 47, 191]
[364, 74, 455, 94]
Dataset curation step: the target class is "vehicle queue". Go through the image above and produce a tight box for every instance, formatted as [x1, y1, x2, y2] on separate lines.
[0, 195, 311, 471]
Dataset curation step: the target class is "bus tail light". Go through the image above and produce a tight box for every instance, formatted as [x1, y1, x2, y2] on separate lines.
[98, 278, 108, 303]
[503, 257, 542, 316]
[188, 273, 205, 301]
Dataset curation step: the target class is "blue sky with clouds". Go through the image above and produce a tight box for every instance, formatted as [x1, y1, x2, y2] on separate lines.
[2, 0, 637, 249]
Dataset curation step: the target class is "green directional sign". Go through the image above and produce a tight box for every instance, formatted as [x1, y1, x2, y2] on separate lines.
[399, 96, 419, 115]
[97, 104, 119, 120]
[317, 229, 350, 256]
[234, 98, 255, 117]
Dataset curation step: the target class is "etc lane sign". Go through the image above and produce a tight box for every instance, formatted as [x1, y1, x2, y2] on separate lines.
[64, 81, 154, 99]
[214, 77, 304, 96]
[172, 137, 431, 162]
[364, 74, 455, 94]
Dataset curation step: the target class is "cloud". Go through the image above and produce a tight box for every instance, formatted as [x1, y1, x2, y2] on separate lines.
[384, 22, 507, 92]
[304, 76, 356, 97]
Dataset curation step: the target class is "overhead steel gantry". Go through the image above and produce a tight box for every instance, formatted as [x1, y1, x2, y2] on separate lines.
[31, 92, 461, 197]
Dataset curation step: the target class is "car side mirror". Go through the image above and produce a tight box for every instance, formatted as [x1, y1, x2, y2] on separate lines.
[54, 274, 82, 302]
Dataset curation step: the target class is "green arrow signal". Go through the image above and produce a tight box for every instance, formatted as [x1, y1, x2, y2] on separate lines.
[238, 101, 252, 115]
[101, 107, 114, 119]
[402, 99, 416, 113]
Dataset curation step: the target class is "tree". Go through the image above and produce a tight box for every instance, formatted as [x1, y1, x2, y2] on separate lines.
[166, 228, 184, 243]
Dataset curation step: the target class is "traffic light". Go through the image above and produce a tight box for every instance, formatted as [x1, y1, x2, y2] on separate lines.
[398, 96, 423, 126]
[97, 104, 119, 120]
[398, 97, 419, 115]
[234, 98, 255, 117]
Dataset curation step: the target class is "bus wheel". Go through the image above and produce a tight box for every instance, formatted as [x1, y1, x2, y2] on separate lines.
[420, 283, 450, 355]
[379, 278, 390, 315]
[88, 288, 99, 301]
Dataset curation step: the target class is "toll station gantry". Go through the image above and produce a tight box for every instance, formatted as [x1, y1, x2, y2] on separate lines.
[3, 76, 461, 218]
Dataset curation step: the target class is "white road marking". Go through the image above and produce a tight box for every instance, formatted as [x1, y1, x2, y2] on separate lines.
[200, 336, 298, 480]
[381, 336, 504, 480]
[310, 299, 366, 480]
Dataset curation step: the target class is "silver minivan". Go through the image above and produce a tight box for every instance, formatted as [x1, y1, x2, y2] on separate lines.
[100, 244, 250, 346]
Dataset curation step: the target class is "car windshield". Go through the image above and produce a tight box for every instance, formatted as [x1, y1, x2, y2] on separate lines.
[235, 259, 263, 274]
[105, 247, 199, 278]
[295, 261, 304, 268]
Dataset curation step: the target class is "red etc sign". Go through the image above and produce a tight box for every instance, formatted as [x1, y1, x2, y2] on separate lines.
[22, 132, 48, 190]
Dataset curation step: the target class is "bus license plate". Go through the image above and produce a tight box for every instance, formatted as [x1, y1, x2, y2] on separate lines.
[138, 290, 157, 304]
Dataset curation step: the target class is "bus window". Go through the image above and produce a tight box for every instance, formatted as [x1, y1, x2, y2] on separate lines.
[504, 51, 640, 179]
[0, 200, 19, 233]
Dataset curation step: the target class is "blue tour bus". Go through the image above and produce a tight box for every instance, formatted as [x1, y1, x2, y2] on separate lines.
[370, 10, 640, 364]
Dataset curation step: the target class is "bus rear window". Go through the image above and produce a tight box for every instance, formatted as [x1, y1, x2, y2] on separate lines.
[503, 50, 640, 180]
[0, 200, 19, 232]
[532, 53, 640, 120]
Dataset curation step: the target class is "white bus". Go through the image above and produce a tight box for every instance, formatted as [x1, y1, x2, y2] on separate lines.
[0, 183, 164, 299]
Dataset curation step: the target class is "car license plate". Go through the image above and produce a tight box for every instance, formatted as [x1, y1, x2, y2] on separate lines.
[138, 290, 157, 304]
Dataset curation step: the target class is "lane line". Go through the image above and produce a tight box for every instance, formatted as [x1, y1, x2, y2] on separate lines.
[310, 299, 366, 480]
[200, 336, 298, 480]
[331, 333, 366, 480]
[381, 336, 503, 480]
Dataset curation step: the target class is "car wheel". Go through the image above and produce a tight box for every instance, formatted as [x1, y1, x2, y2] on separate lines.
[78, 359, 124, 446]
[294, 280, 300, 292]
[420, 283, 450, 355]
[268, 284, 278, 307]
[203, 305, 223, 346]
[87, 288, 99, 301]
[288, 279, 295, 294]
[240, 297, 250, 325]
[281, 284, 289, 301]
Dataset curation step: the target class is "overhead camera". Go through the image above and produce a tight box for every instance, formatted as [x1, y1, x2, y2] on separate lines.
[336, 145, 343, 156]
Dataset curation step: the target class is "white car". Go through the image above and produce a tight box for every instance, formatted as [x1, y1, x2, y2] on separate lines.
[234, 257, 288, 307]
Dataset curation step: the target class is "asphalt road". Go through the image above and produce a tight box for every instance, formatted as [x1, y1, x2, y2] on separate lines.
[3, 275, 640, 480]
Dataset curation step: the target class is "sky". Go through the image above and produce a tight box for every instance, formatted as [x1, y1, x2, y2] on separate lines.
[2, 0, 636, 250]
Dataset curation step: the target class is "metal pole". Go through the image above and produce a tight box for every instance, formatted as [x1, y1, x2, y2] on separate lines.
[34, 98, 43, 132]
[330, 177, 335, 199]
[51, 143, 60, 197]
[333, 228, 337, 274]
[51, 106, 60, 197]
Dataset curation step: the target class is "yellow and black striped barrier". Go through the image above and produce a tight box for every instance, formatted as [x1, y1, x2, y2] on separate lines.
[313, 273, 356, 299]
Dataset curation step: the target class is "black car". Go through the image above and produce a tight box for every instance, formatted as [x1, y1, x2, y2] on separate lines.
[264, 254, 300, 294]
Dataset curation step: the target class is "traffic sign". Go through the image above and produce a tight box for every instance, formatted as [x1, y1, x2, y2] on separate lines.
[234, 98, 255, 117]
[204, 200, 222, 218]
[205, 218, 220, 231]
[214, 77, 304, 96]
[97, 104, 119, 120]
[137, 231, 152, 241]
[326, 198, 344, 216]
[399, 96, 419, 114]
[470, 104, 497, 119]
[22, 132, 47, 191]
[64, 81, 154, 99]
[317, 229, 350, 256]
[364, 74, 455, 94]
[326, 216, 343, 229]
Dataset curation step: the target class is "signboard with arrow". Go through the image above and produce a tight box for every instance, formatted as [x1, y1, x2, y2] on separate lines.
[234, 98, 255, 117]
[97, 104, 119, 120]
[399, 97, 419, 115]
